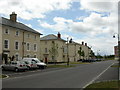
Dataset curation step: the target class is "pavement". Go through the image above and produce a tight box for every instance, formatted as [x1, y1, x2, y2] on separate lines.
[94, 62, 119, 82]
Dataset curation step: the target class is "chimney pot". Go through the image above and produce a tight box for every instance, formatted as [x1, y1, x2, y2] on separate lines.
[82, 41, 84, 45]
[10, 12, 17, 22]
[58, 32, 61, 38]
[85, 43, 87, 46]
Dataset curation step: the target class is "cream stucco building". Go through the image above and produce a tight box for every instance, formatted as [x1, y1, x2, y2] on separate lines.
[81, 42, 92, 60]
[67, 40, 93, 62]
[40, 33, 67, 63]
[67, 41, 81, 62]
[40, 33, 93, 63]
[1, 12, 42, 63]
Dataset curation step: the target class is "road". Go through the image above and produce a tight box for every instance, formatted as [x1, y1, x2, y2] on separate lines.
[2, 60, 117, 88]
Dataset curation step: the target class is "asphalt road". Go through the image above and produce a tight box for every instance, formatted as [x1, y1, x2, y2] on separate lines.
[2, 60, 117, 88]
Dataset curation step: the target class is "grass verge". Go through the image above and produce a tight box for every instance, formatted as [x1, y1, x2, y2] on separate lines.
[70, 62, 90, 64]
[84, 80, 119, 89]
[111, 65, 120, 67]
[0, 74, 7, 78]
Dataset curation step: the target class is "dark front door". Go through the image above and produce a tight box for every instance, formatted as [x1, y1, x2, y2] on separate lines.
[2, 53, 8, 64]
[45, 57, 48, 63]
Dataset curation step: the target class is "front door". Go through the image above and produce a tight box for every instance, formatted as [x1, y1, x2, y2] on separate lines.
[45, 57, 47, 64]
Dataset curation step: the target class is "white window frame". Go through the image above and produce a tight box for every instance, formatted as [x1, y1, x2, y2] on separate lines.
[4, 28, 9, 34]
[27, 33, 30, 38]
[26, 42, 30, 51]
[15, 41, 19, 50]
[15, 30, 19, 36]
[33, 43, 37, 51]
[34, 35, 36, 40]
[4, 39, 9, 49]
[45, 48, 47, 53]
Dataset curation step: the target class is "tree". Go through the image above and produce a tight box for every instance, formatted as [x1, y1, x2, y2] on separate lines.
[49, 41, 59, 64]
[81, 50, 85, 59]
[89, 50, 95, 59]
[78, 47, 82, 60]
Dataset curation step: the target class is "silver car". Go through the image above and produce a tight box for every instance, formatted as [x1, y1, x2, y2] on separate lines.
[2, 61, 28, 72]
[23, 60, 38, 70]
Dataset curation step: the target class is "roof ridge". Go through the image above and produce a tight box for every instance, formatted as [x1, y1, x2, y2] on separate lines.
[1, 17, 42, 35]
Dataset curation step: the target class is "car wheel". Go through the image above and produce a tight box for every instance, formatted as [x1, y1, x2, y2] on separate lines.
[2, 66, 5, 71]
[15, 68, 19, 72]
[38, 66, 41, 69]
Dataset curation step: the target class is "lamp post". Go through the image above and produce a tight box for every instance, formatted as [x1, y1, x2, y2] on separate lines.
[67, 37, 69, 66]
[113, 33, 120, 87]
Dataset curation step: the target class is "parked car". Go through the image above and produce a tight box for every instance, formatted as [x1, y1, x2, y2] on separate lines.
[2, 61, 28, 72]
[22, 58, 47, 69]
[22, 59, 38, 70]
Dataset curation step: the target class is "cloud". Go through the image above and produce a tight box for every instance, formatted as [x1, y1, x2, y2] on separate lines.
[0, 0, 73, 20]
[75, 35, 117, 55]
[39, 10, 117, 55]
[80, 0, 118, 12]
[24, 24, 32, 28]
[62, 34, 75, 40]
[39, 12, 117, 36]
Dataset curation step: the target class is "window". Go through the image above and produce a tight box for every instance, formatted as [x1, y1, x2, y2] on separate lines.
[27, 43, 30, 51]
[45, 48, 47, 53]
[52, 56, 54, 60]
[34, 44, 37, 51]
[15, 41, 19, 50]
[15, 54, 19, 61]
[27, 34, 30, 38]
[52, 41, 55, 44]
[35, 35, 36, 39]
[4, 29, 9, 34]
[4, 40, 9, 49]
[15, 30, 19, 36]
[45, 41, 47, 44]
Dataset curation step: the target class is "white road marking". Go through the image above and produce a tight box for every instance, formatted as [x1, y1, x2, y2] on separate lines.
[83, 62, 115, 88]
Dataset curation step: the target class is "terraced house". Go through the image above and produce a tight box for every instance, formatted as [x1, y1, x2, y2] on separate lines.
[67, 40, 93, 62]
[40, 33, 67, 63]
[40, 33, 93, 63]
[1, 12, 42, 64]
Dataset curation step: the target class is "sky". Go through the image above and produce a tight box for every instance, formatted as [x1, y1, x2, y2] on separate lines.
[0, 0, 119, 56]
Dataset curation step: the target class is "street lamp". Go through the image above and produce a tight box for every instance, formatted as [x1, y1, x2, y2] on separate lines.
[97, 50, 100, 60]
[113, 33, 120, 83]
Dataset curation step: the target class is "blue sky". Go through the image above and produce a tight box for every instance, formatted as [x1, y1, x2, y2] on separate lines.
[0, 0, 118, 55]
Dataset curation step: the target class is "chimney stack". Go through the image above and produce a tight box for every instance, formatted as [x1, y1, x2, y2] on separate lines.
[85, 43, 87, 46]
[82, 41, 84, 45]
[10, 12, 17, 22]
[57, 32, 61, 38]
[69, 38, 72, 43]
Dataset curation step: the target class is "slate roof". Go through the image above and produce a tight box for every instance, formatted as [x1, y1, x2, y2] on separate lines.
[68, 41, 81, 45]
[1, 17, 42, 35]
[40, 34, 66, 42]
